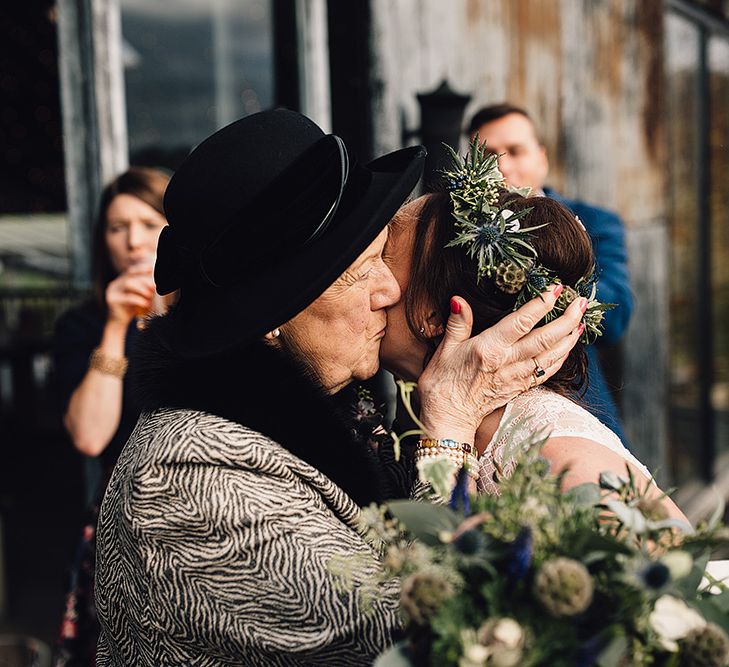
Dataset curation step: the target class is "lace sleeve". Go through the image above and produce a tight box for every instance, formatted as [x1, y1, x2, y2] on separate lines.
[477, 388, 652, 495]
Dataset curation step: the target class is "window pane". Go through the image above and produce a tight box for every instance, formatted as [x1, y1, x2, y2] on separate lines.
[709, 35, 729, 456]
[120, 0, 273, 167]
[666, 13, 702, 484]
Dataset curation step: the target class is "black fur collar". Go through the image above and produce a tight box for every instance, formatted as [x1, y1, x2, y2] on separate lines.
[129, 317, 384, 506]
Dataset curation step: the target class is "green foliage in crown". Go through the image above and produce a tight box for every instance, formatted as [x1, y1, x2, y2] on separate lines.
[440, 137, 615, 345]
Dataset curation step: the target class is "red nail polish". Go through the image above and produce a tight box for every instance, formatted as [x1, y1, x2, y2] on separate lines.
[577, 323, 585, 336]
[580, 298, 588, 312]
[450, 298, 461, 315]
[553, 283, 564, 297]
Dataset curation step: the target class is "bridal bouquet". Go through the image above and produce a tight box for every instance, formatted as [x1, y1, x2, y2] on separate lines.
[365, 431, 729, 667]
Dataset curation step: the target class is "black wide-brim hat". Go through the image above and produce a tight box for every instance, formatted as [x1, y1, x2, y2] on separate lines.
[155, 109, 426, 358]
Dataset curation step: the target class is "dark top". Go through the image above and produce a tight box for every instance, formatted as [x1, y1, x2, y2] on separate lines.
[53, 299, 141, 473]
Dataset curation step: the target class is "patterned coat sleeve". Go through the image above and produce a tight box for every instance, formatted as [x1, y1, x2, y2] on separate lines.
[96, 414, 401, 666]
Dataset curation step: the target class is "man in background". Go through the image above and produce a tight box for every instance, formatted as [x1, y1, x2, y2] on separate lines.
[468, 103, 633, 443]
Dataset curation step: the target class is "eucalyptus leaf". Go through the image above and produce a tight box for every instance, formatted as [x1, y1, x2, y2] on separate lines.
[676, 552, 711, 596]
[566, 482, 601, 508]
[596, 633, 629, 667]
[387, 500, 461, 546]
[689, 598, 729, 634]
[582, 551, 613, 565]
[711, 590, 729, 613]
[570, 531, 633, 557]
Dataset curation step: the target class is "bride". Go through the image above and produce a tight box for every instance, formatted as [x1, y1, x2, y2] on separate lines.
[380, 143, 686, 521]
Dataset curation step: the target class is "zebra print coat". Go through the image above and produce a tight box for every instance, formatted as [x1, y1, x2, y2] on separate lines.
[95, 329, 410, 666]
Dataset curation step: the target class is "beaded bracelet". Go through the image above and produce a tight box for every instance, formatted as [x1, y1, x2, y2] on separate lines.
[415, 438, 480, 480]
[416, 438, 478, 457]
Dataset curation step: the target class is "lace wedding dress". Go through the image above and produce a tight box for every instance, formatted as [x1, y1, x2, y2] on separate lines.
[478, 387, 650, 495]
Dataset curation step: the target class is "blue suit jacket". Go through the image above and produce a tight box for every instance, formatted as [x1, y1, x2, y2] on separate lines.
[544, 188, 634, 443]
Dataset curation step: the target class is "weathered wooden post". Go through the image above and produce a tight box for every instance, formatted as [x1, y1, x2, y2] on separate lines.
[57, 0, 128, 288]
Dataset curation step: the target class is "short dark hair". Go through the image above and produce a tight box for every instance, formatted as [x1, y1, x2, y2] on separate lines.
[91, 167, 170, 307]
[394, 190, 592, 397]
[467, 103, 533, 136]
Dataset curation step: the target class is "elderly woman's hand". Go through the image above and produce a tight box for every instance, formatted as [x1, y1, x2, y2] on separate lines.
[417, 284, 587, 443]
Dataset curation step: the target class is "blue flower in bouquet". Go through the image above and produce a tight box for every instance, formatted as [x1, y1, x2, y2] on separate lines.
[639, 561, 671, 590]
[449, 466, 471, 516]
[366, 404, 729, 667]
[506, 527, 533, 584]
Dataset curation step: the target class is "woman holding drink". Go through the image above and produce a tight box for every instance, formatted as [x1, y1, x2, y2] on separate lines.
[52, 166, 171, 667]
[55, 167, 170, 466]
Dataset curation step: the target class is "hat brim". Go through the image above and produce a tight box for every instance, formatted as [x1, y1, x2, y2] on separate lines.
[166, 145, 426, 358]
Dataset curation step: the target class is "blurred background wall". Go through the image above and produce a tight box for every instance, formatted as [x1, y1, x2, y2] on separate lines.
[1, 0, 728, 653]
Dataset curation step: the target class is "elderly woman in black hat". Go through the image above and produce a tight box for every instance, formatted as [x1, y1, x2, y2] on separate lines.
[94, 110, 584, 666]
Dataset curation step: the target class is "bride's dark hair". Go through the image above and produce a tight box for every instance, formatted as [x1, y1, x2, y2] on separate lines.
[399, 191, 593, 397]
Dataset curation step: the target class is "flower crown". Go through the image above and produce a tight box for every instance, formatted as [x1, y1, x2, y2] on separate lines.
[440, 137, 614, 344]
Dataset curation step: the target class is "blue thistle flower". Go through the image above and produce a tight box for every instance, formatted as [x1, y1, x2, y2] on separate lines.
[454, 529, 486, 557]
[640, 562, 670, 589]
[527, 273, 547, 291]
[578, 281, 594, 297]
[476, 224, 502, 246]
[506, 527, 533, 583]
[449, 466, 471, 516]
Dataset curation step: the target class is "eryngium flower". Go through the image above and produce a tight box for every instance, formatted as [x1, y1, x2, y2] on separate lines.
[640, 562, 671, 589]
[533, 557, 594, 617]
[400, 570, 453, 626]
[680, 623, 729, 667]
[453, 529, 487, 557]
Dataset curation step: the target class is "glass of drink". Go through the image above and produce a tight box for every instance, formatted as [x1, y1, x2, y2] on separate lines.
[129, 254, 164, 329]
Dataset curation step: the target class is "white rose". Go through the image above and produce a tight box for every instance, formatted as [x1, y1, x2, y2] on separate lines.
[649, 595, 706, 652]
[490, 648, 523, 667]
[459, 643, 489, 667]
[459, 630, 489, 667]
[491, 618, 524, 649]
[474, 618, 525, 667]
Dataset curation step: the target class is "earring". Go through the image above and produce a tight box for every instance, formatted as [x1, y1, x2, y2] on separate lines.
[419, 326, 426, 334]
[272, 328, 281, 338]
